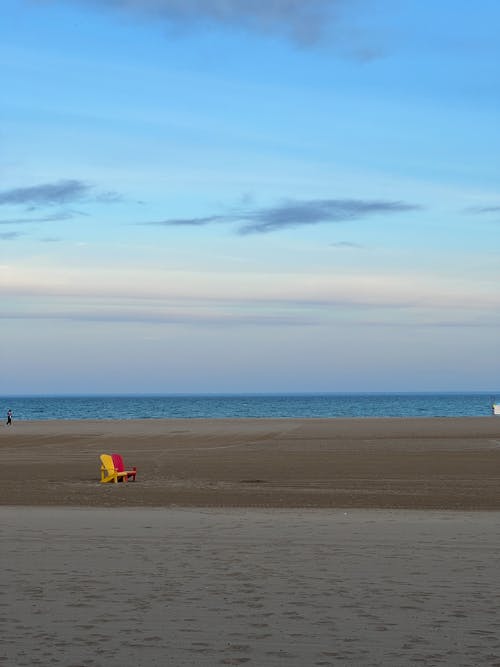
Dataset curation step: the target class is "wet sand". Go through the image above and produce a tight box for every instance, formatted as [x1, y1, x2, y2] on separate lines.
[1, 417, 500, 508]
[2, 506, 500, 666]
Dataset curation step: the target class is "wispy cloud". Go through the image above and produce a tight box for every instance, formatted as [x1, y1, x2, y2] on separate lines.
[39, 237, 63, 243]
[0, 180, 90, 207]
[330, 241, 365, 248]
[95, 191, 123, 204]
[238, 199, 420, 234]
[0, 212, 77, 225]
[61, 0, 346, 47]
[158, 215, 228, 227]
[0, 308, 315, 327]
[3, 264, 497, 313]
[0, 231, 23, 240]
[465, 205, 500, 214]
[0, 180, 121, 209]
[145, 198, 421, 234]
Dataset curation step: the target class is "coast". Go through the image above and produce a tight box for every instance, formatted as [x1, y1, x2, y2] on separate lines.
[2, 416, 500, 509]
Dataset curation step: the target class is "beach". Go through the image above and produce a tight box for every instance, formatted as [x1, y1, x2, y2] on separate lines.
[3, 507, 500, 666]
[2, 417, 500, 509]
[3, 418, 500, 665]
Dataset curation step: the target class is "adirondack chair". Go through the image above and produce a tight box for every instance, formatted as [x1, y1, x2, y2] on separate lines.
[100, 453, 129, 483]
[111, 453, 137, 481]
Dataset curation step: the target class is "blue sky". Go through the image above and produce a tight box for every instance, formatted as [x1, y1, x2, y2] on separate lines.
[1, 0, 499, 394]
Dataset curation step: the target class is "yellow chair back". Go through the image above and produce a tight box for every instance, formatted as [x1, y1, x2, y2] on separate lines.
[100, 453, 115, 475]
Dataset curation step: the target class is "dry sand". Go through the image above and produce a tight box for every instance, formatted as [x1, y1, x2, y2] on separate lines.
[2, 417, 500, 509]
[3, 507, 500, 666]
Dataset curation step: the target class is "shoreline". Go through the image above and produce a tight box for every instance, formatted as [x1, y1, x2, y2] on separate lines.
[2, 417, 500, 510]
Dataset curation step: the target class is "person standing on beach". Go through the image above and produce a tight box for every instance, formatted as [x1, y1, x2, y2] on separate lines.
[6, 409, 12, 426]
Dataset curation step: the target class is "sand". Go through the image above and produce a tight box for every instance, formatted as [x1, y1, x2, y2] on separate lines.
[2, 417, 500, 509]
[3, 418, 500, 665]
[3, 507, 500, 666]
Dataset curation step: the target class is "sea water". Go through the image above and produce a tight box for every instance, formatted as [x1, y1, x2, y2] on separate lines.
[0, 393, 497, 420]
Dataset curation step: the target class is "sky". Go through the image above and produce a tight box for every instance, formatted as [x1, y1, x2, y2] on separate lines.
[1, 0, 499, 394]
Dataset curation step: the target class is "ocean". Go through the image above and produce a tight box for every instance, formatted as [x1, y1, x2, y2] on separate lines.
[1, 393, 498, 421]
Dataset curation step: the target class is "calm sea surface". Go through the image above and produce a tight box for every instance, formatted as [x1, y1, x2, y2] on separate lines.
[1, 394, 497, 420]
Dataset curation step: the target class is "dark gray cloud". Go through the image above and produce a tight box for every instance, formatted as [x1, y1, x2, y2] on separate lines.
[0, 180, 122, 227]
[238, 199, 419, 234]
[146, 198, 421, 234]
[61, 0, 348, 46]
[0, 180, 90, 207]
